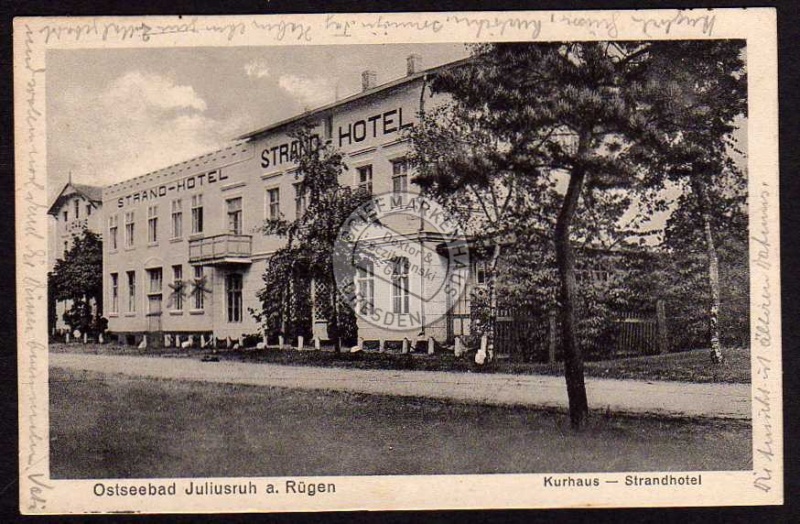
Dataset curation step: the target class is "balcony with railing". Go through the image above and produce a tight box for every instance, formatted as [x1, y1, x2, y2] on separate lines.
[188, 234, 252, 265]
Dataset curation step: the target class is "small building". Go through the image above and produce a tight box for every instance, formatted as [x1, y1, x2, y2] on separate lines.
[47, 180, 104, 334]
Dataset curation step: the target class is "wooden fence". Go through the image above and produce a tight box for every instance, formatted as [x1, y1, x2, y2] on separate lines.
[495, 301, 669, 363]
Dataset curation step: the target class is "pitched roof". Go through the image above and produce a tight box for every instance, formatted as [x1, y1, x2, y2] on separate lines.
[47, 182, 103, 216]
[235, 57, 471, 142]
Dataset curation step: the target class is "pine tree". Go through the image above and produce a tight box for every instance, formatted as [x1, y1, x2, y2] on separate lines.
[418, 41, 746, 429]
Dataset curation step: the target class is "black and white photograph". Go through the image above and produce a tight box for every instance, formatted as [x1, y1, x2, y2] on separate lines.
[15, 9, 781, 513]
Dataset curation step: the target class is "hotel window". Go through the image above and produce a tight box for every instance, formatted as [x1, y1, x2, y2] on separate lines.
[356, 260, 375, 315]
[357, 165, 373, 194]
[193, 266, 205, 310]
[171, 265, 183, 311]
[63, 241, 68, 257]
[62, 211, 68, 230]
[294, 183, 307, 219]
[391, 257, 410, 314]
[267, 188, 280, 220]
[147, 205, 159, 244]
[226, 273, 243, 323]
[108, 215, 119, 250]
[146, 267, 163, 315]
[391, 159, 409, 206]
[110, 273, 119, 314]
[323, 115, 333, 140]
[171, 199, 183, 239]
[126, 270, 136, 313]
[74, 199, 80, 219]
[87, 204, 92, 216]
[191, 194, 204, 234]
[124, 211, 135, 247]
[227, 197, 243, 235]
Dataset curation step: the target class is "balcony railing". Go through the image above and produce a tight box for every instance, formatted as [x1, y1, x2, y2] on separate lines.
[188, 234, 252, 265]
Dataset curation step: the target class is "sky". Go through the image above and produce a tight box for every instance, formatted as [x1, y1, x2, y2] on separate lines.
[46, 43, 747, 242]
[46, 43, 470, 201]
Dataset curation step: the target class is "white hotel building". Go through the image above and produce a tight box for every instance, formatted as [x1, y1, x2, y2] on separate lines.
[92, 55, 476, 346]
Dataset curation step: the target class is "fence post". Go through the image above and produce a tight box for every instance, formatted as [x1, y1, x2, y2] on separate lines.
[548, 310, 557, 364]
[656, 299, 668, 354]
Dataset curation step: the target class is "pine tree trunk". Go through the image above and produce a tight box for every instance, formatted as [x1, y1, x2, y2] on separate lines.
[554, 154, 589, 431]
[696, 184, 724, 364]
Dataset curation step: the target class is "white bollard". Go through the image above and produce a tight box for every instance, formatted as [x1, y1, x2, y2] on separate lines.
[138, 335, 148, 349]
[83, 332, 88, 344]
[262, 333, 268, 346]
[200, 334, 207, 348]
[98, 333, 104, 344]
[379, 339, 385, 352]
[402, 338, 409, 354]
[278, 335, 284, 348]
[454, 336, 464, 357]
[428, 338, 435, 355]
[297, 336, 304, 350]
[314, 337, 321, 350]
[475, 335, 488, 365]
[65, 332, 71, 343]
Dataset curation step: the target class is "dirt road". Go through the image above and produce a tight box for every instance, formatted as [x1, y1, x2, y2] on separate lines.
[49, 352, 751, 419]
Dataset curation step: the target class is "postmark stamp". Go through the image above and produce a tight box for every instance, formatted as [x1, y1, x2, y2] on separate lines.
[333, 190, 469, 332]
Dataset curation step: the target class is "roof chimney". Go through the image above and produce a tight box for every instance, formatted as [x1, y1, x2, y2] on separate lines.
[361, 70, 377, 91]
[407, 54, 423, 76]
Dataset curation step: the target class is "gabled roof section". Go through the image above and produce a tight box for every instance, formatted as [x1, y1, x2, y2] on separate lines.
[47, 182, 103, 216]
[236, 57, 472, 142]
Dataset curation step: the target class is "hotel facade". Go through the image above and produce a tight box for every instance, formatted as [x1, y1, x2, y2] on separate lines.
[66, 55, 478, 346]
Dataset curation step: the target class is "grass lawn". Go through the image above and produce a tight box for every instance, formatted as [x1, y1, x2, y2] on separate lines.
[51, 342, 751, 384]
[50, 367, 751, 479]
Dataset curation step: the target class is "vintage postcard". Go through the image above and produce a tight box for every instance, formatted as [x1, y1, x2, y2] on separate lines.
[15, 8, 781, 514]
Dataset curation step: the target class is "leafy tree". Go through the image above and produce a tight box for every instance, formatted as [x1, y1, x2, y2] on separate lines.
[661, 167, 749, 353]
[418, 41, 745, 429]
[253, 125, 371, 350]
[409, 102, 556, 354]
[638, 48, 747, 362]
[48, 229, 104, 335]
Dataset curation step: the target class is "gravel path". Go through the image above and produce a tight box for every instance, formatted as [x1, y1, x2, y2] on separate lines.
[50, 352, 751, 420]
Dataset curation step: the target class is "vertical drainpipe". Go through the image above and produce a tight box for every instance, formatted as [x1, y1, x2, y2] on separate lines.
[418, 73, 428, 339]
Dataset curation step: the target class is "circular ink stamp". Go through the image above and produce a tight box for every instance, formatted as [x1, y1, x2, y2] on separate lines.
[332, 190, 470, 332]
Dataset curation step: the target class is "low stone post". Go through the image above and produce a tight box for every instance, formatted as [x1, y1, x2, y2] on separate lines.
[379, 339, 385, 352]
[454, 336, 464, 357]
[401, 338, 409, 354]
[297, 336, 304, 350]
[428, 338, 435, 355]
